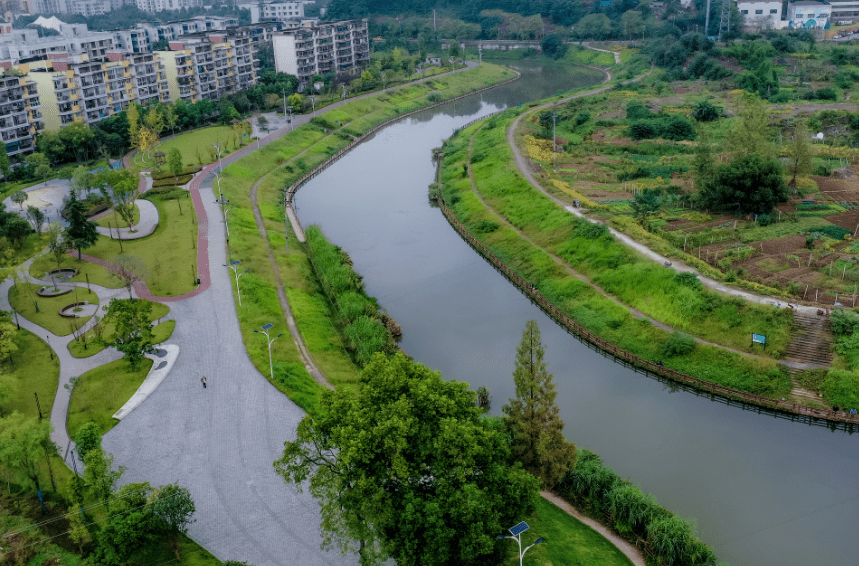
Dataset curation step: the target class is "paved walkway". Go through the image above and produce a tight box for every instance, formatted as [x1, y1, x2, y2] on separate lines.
[94, 199, 159, 240]
[541, 491, 646, 566]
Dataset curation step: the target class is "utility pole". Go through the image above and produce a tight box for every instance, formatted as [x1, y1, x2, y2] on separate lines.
[705, 0, 711, 37]
[433, 9, 436, 32]
[282, 87, 288, 118]
[718, 0, 731, 42]
[552, 112, 558, 170]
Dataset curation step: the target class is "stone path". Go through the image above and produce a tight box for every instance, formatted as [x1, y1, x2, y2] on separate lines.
[94, 199, 159, 240]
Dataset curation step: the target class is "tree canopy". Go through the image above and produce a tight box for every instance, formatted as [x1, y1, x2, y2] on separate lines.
[274, 352, 539, 566]
[696, 153, 788, 215]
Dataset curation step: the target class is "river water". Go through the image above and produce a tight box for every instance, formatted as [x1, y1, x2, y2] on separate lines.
[293, 63, 859, 566]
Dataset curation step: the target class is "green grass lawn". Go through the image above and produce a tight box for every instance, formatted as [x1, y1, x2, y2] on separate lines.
[138, 126, 252, 169]
[9, 283, 99, 336]
[502, 498, 633, 566]
[0, 328, 60, 420]
[94, 204, 141, 229]
[78, 193, 197, 296]
[66, 357, 154, 438]
[67, 300, 170, 358]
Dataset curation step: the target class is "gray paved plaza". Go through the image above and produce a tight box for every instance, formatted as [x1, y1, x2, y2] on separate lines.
[101, 180, 351, 566]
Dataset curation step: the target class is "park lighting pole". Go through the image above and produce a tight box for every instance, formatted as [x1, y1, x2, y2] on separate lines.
[224, 206, 236, 241]
[213, 142, 223, 173]
[213, 169, 223, 200]
[215, 197, 230, 257]
[381, 71, 387, 90]
[225, 260, 248, 306]
[253, 323, 283, 381]
[497, 522, 544, 566]
[287, 106, 294, 131]
[309, 95, 316, 117]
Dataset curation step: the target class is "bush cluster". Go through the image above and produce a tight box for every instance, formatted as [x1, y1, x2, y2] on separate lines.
[616, 164, 688, 182]
[810, 225, 851, 241]
[626, 102, 696, 142]
[800, 88, 837, 101]
[152, 175, 192, 188]
[558, 449, 718, 566]
[305, 225, 399, 364]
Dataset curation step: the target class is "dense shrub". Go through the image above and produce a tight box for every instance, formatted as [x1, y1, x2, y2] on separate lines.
[572, 218, 612, 240]
[830, 310, 859, 336]
[558, 449, 718, 566]
[800, 88, 837, 101]
[305, 225, 398, 364]
[662, 332, 696, 357]
[691, 100, 723, 122]
[152, 175, 192, 187]
[628, 115, 696, 141]
[626, 101, 653, 121]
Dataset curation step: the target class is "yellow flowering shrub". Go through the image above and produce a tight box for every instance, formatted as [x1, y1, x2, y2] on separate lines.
[551, 179, 609, 210]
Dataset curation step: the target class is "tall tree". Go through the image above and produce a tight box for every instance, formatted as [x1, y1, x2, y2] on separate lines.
[58, 122, 95, 162]
[726, 91, 775, 160]
[785, 118, 812, 193]
[36, 131, 65, 166]
[164, 103, 179, 137]
[102, 298, 156, 370]
[65, 194, 99, 259]
[25, 153, 51, 185]
[83, 447, 125, 510]
[503, 320, 577, 488]
[697, 153, 788, 215]
[46, 222, 69, 269]
[0, 413, 55, 494]
[168, 148, 184, 181]
[151, 484, 196, 560]
[25, 206, 45, 234]
[71, 165, 95, 196]
[100, 170, 138, 230]
[274, 353, 539, 566]
[10, 190, 28, 210]
[127, 102, 141, 150]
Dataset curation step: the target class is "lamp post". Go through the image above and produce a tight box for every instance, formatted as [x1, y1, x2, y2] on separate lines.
[213, 169, 223, 200]
[253, 323, 283, 381]
[497, 522, 544, 566]
[224, 206, 236, 241]
[380, 71, 387, 90]
[225, 260, 248, 306]
[215, 197, 230, 258]
[341, 84, 349, 99]
[309, 95, 316, 117]
[212, 142, 223, 175]
[287, 105, 294, 131]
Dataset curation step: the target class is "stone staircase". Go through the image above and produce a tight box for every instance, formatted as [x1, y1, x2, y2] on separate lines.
[784, 312, 833, 406]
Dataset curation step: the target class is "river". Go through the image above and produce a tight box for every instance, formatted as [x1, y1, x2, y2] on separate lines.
[293, 62, 859, 566]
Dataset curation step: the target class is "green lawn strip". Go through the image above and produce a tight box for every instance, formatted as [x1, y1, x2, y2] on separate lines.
[441, 125, 790, 398]
[465, 119, 794, 357]
[147, 125, 252, 168]
[93, 204, 141, 229]
[9, 283, 98, 336]
[67, 302, 172, 358]
[29, 252, 120, 289]
[129, 533, 221, 565]
[66, 357, 154, 438]
[502, 497, 633, 566]
[1, 328, 60, 420]
[79, 193, 196, 296]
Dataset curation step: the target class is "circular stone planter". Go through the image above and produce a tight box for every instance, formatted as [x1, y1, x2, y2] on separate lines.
[59, 301, 98, 318]
[37, 285, 72, 297]
[48, 268, 78, 281]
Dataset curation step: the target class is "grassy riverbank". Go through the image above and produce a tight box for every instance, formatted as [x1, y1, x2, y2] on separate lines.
[216, 63, 513, 412]
[439, 116, 792, 399]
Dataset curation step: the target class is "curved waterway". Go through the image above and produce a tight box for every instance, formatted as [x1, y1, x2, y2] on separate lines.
[294, 63, 859, 566]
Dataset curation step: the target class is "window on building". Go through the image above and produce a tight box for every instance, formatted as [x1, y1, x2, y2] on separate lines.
[755, 9, 763, 13]
[770, 9, 777, 13]
[741, 9, 748, 13]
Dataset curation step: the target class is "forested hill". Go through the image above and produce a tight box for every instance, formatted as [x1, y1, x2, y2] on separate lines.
[325, 0, 642, 26]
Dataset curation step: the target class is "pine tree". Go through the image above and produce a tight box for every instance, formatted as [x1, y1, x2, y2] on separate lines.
[503, 320, 577, 488]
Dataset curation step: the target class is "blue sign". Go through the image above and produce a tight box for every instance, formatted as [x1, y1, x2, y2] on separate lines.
[600, 0, 612, 6]
[752, 334, 766, 345]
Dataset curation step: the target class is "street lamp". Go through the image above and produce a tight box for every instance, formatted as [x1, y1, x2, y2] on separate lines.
[253, 323, 283, 381]
[225, 260, 248, 306]
[341, 84, 349, 99]
[309, 95, 316, 117]
[213, 168, 223, 200]
[380, 71, 387, 90]
[215, 197, 230, 257]
[287, 105, 294, 131]
[212, 142, 223, 175]
[224, 206, 236, 241]
[497, 522, 544, 566]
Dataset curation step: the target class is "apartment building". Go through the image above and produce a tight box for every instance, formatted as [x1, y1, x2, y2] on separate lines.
[0, 71, 43, 163]
[112, 16, 238, 53]
[737, 0, 783, 29]
[70, 0, 112, 16]
[158, 30, 255, 104]
[272, 19, 369, 90]
[22, 52, 169, 130]
[0, 23, 115, 67]
[241, 1, 304, 24]
[135, 0, 202, 13]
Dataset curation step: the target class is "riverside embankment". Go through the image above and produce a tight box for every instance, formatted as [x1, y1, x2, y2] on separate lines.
[291, 61, 859, 566]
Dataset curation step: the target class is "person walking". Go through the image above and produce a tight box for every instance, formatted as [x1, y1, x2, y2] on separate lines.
[201, 376, 207, 389]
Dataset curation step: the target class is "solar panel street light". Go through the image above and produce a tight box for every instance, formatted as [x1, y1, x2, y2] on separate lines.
[498, 522, 543, 566]
[254, 323, 281, 381]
